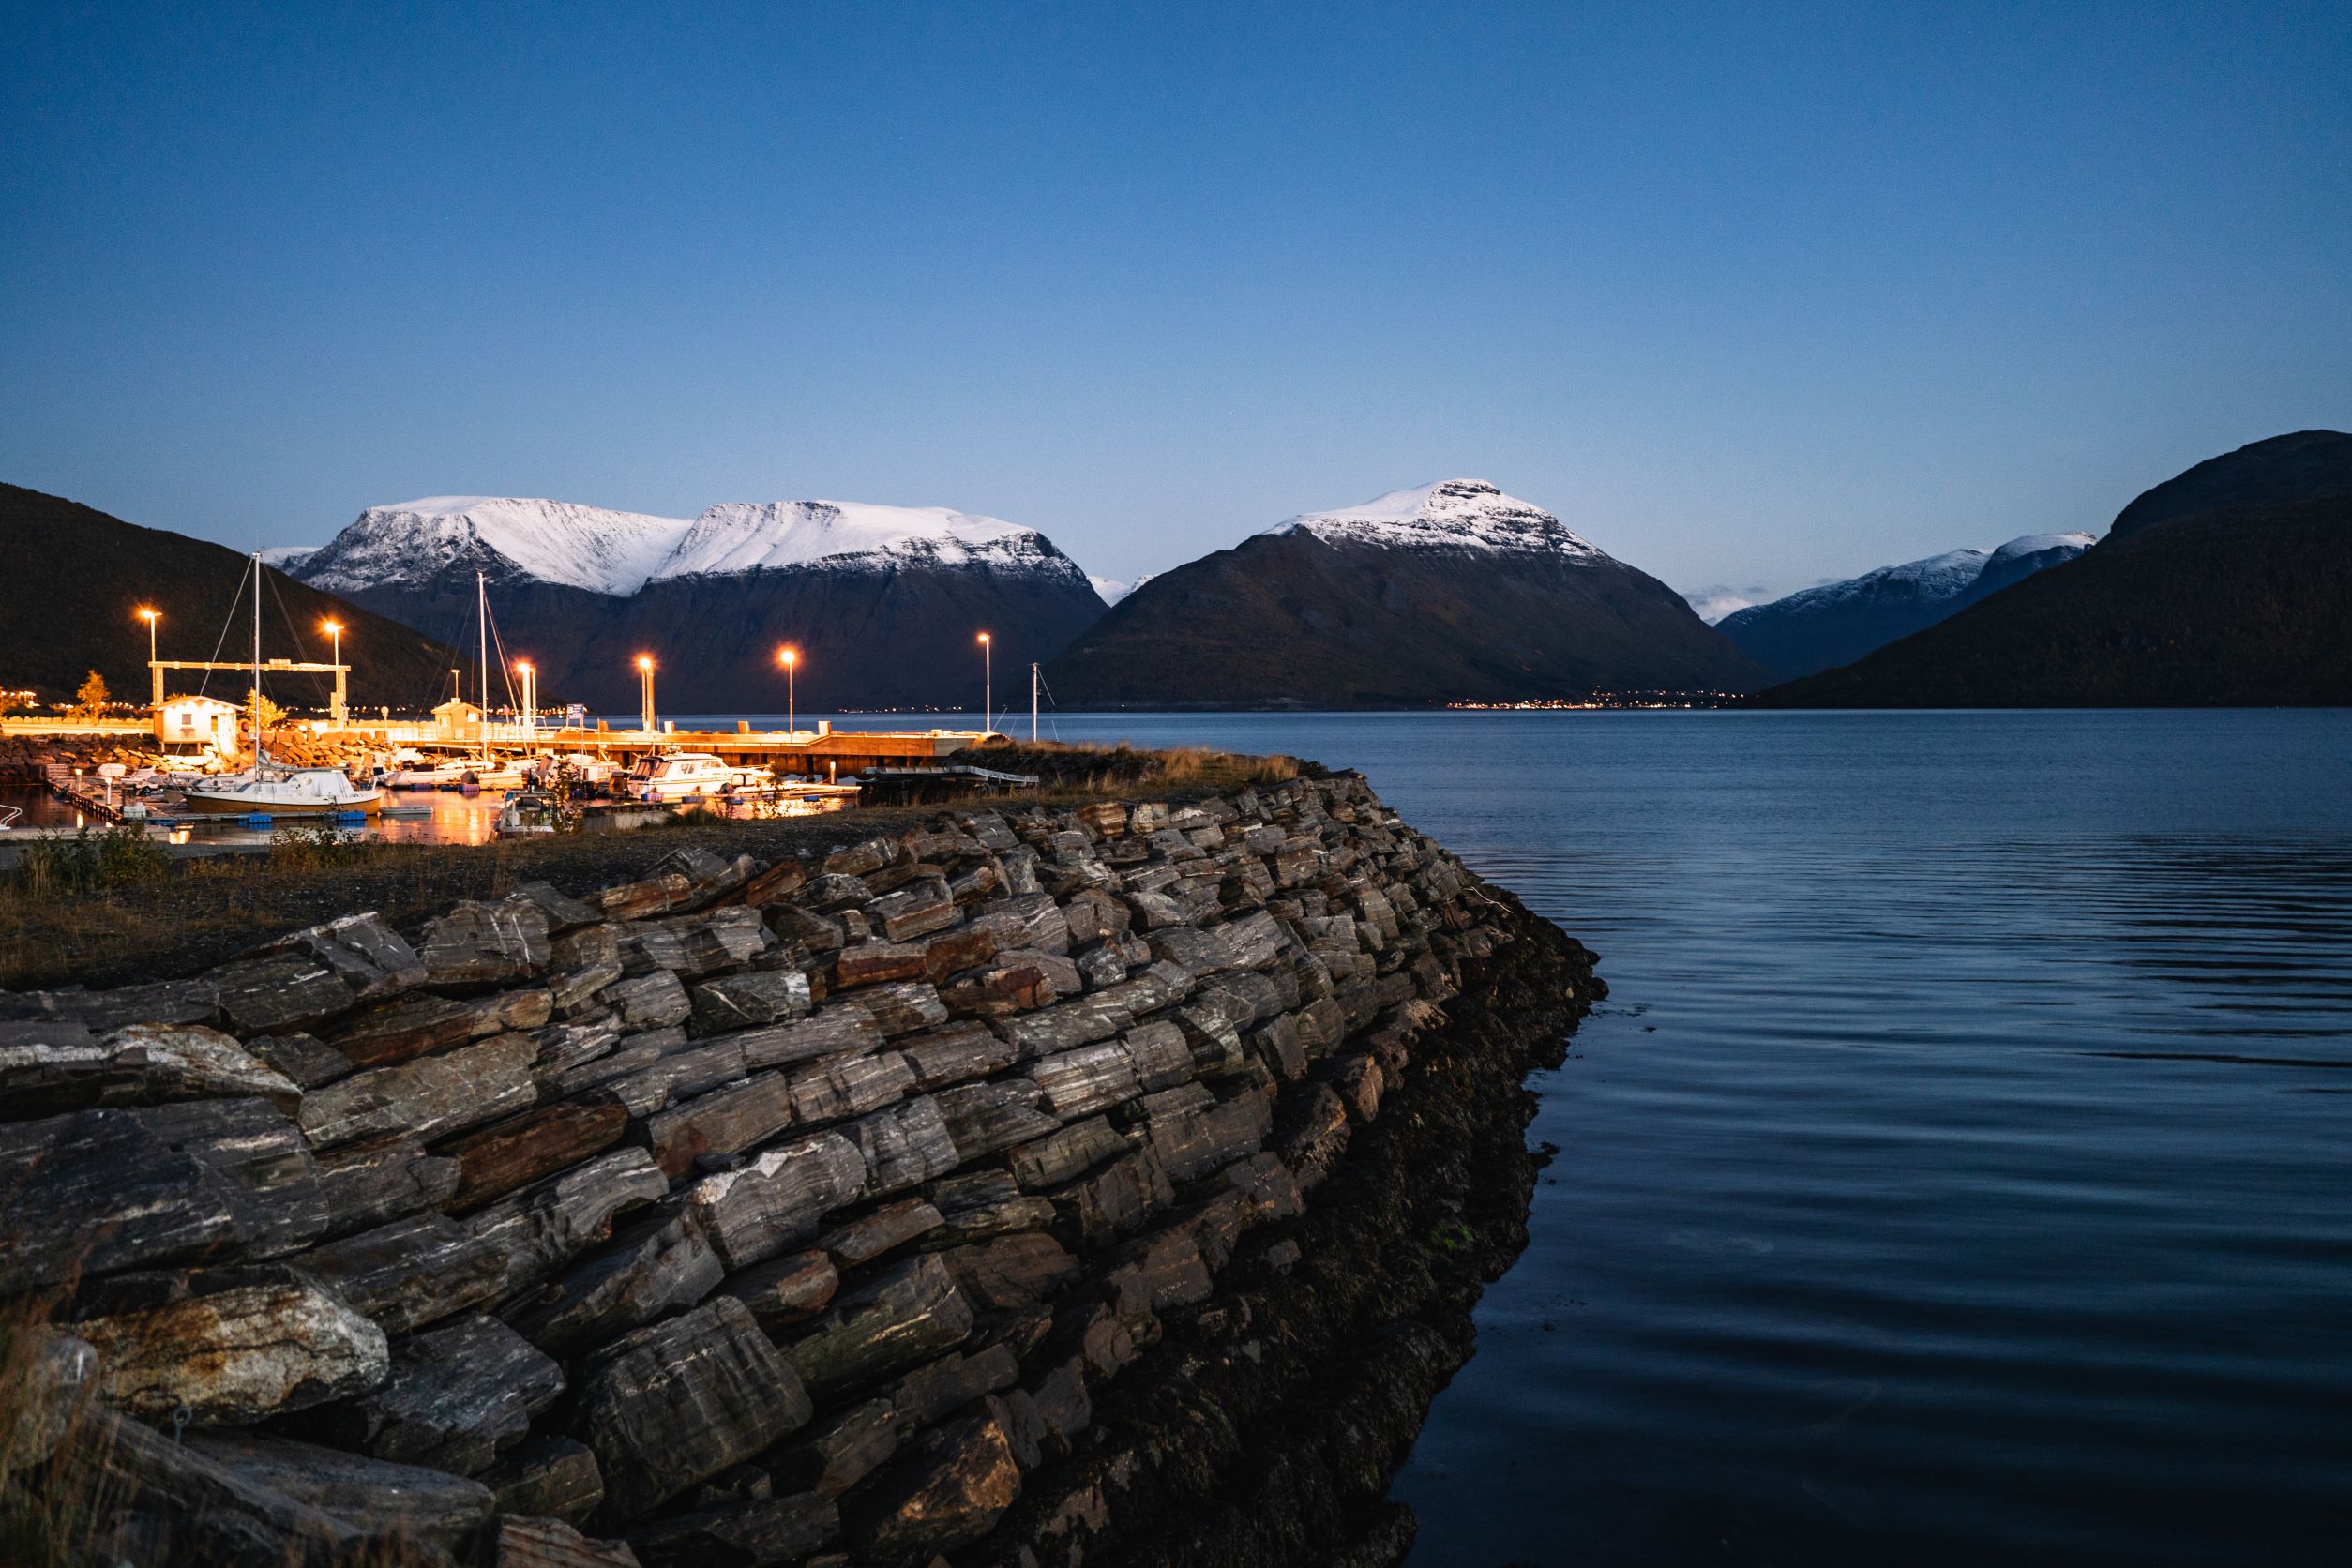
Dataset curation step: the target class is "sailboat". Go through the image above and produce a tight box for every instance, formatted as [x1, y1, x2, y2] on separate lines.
[184, 554, 384, 817]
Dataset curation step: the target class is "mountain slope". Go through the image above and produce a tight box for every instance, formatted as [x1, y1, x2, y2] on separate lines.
[1048, 480, 1766, 707]
[294, 495, 1107, 712]
[1750, 495, 2352, 706]
[0, 484, 466, 709]
[2107, 430, 2352, 541]
[1718, 533, 2093, 679]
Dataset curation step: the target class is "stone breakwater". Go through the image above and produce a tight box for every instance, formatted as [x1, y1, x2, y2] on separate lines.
[0, 776, 1600, 1567]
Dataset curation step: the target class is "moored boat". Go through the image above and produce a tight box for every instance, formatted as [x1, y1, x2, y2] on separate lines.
[626, 750, 769, 802]
[184, 765, 383, 816]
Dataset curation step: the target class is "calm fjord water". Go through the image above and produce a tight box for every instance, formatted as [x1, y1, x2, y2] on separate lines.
[1038, 710, 2352, 1566]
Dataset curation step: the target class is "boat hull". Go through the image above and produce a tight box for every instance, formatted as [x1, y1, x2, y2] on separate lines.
[180, 791, 384, 817]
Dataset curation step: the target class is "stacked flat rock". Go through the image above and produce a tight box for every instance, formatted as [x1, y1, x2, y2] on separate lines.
[0, 777, 1523, 1567]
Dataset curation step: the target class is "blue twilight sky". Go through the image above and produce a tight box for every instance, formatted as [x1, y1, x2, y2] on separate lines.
[4, 3, 2348, 611]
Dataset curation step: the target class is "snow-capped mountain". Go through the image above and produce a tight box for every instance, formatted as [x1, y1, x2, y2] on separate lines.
[286, 493, 1108, 710]
[298, 497, 692, 597]
[1718, 532, 2094, 679]
[1050, 477, 1765, 706]
[654, 501, 1080, 582]
[1263, 479, 1607, 560]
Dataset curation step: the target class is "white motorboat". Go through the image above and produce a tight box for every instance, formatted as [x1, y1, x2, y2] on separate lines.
[184, 765, 382, 817]
[626, 750, 768, 802]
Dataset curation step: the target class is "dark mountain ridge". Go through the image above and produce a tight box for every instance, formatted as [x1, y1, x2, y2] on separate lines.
[1048, 481, 1766, 707]
[1751, 494, 2352, 706]
[2107, 430, 2352, 541]
[1, 484, 467, 710]
[1751, 430, 2352, 707]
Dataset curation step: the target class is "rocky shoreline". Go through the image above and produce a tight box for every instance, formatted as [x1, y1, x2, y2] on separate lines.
[1, 775, 1598, 1567]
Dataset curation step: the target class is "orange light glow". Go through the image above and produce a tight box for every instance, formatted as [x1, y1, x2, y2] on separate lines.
[977, 631, 990, 644]
[778, 646, 799, 669]
[515, 659, 534, 673]
[636, 656, 654, 671]
[320, 619, 341, 635]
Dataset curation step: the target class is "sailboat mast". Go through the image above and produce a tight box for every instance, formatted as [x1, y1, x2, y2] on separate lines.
[1032, 663, 1039, 742]
[477, 571, 490, 769]
[250, 551, 264, 776]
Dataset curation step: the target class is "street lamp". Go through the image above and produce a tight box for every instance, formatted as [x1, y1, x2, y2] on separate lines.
[320, 619, 343, 726]
[977, 631, 991, 735]
[637, 656, 656, 734]
[777, 646, 798, 738]
[515, 660, 535, 738]
[136, 608, 159, 710]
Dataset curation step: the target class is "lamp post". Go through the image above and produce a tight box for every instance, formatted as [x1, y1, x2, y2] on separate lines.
[515, 660, 535, 738]
[977, 631, 992, 735]
[777, 646, 798, 738]
[637, 656, 656, 734]
[320, 619, 343, 727]
[136, 608, 159, 709]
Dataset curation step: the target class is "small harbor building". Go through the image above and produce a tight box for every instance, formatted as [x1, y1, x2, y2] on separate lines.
[154, 694, 240, 753]
[431, 698, 484, 742]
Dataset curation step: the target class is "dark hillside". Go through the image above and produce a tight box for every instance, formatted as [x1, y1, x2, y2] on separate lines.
[1048, 532, 1765, 707]
[1, 483, 467, 709]
[2107, 430, 2352, 541]
[1752, 496, 2352, 707]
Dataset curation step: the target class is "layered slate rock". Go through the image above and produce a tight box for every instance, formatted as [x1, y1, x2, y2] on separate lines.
[68, 1271, 388, 1425]
[572, 1295, 813, 1520]
[0, 774, 1591, 1568]
[292, 1312, 565, 1477]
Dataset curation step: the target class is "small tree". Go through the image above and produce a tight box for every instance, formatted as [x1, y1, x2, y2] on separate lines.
[68, 671, 110, 721]
[243, 686, 287, 731]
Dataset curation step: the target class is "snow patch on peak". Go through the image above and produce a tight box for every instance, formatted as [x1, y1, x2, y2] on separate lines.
[299, 497, 692, 597]
[1773, 548, 1990, 613]
[1089, 575, 1131, 605]
[1264, 478, 1606, 560]
[1989, 531, 2096, 562]
[258, 545, 319, 572]
[651, 500, 1077, 581]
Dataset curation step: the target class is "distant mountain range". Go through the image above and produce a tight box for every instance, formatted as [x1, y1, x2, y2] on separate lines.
[1753, 430, 2352, 707]
[0, 485, 464, 709]
[283, 496, 1108, 713]
[1044, 480, 1767, 707]
[24, 430, 2341, 719]
[1716, 532, 2094, 679]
